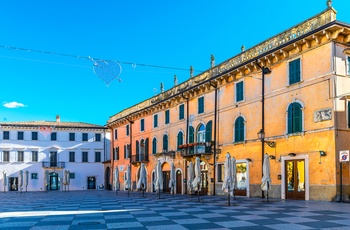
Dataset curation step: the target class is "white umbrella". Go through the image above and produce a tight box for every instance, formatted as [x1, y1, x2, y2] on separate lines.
[187, 161, 194, 194]
[125, 165, 131, 194]
[169, 163, 175, 195]
[137, 163, 147, 190]
[3, 171, 6, 192]
[63, 170, 68, 191]
[24, 171, 29, 192]
[44, 171, 49, 191]
[261, 153, 272, 202]
[115, 166, 120, 191]
[154, 160, 163, 198]
[192, 157, 201, 192]
[231, 156, 237, 199]
[18, 170, 23, 193]
[222, 153, 233, 192]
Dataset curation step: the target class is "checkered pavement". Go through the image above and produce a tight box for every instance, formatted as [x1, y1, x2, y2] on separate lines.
[0, 190, 349, 229]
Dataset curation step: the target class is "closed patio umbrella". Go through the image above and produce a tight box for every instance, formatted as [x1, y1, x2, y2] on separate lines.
[192, 157, 201, 201]
[169, 163, 175, 195]
[154, 160, 163, 199]
[261, 153, 272, 202]
[137, 163, 147, 197]
[115, 166, 120, 192]
[24, 171, 29, 192]
[18, 170, 23, 193]
[44, 171, 49, 192]
[222, 153, 233, 205]
[3, 171, 6, 192]
[125, 165, 131, 195]
[187, 161, 194, 195]
[67, 170, 70, 191]
[231, 156, 237, 200]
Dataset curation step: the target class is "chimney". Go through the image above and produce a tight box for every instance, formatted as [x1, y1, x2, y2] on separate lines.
[56, 115, 60, 123]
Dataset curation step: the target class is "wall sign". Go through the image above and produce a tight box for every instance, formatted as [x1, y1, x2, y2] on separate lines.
[340, 150, 349, 162]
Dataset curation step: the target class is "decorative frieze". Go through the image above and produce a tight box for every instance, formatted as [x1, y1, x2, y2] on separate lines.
[314, 108, 332, 122]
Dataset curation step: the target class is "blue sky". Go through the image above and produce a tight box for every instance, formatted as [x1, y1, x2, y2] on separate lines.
[1, 0, 349, 126]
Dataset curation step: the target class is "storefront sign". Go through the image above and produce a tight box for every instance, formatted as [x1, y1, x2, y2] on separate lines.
[340, 150, 349, 162]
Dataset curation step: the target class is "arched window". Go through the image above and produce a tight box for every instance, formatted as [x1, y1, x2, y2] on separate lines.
[234, 116, 245, 142]
[287, 102, 303, 134]
[197, 124, 205, 143]
[152, 137, 157, 154]
[177, 131, 184, 150]
[163, 134, 168, 152]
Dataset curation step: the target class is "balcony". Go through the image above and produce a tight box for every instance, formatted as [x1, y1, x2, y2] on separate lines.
[153, 150, 176, 159]
[130, 154, 149, 165]
[179, 142, 214, 158]
[42, 161, 65, 168]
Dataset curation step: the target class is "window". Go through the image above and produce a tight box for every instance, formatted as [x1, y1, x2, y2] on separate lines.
[114, 147, 119, 160]
[140, 119, 145, 132]
[82, 151, 88, 162]
[126, 124, 130, 136]
[235, 81, 244, 102]
[198, 97, 204, 114]
[32, 132, 38, 140]
[69, 152, 75, 162]
[18, 151, 24, 162]
[114, 129, 118, 140]
[165, 110, 170, 124]
[32, 151, 38, 162]
[69, 173, 75, 179]
[163, 134, 168, 152]
[153, 114, 158, 128]
[152, 138, 157, 154]
[95, 152, 101, 162]
[95, 133, 101, 142]
[3, 131, 9, 140]
[189, 126, 194, 144]
[348, 101, 350, 128]
[347, 56, 350, 75]
[82, 133, 88, 141]
[287, 102, 303, 134]
[3, 151, 9, 162]
[18, 131, 24, 140]
[124, 144, 130, 159]
[234, 116, 245, 142]
[217, 164, 224, 182]
[31, 173, 38, 179]
[289, 58, 301, 85]
[179, 104, 185, 120]
[69, 133, 75, 141]
[51, 132, 57, 141]
[177, 132, 183, 150]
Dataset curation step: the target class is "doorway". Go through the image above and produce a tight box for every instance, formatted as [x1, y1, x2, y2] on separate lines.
[87, 177, 96, 189]
[49, 172, 59, 190]
[285, 160, 305, 200]
[176, 170, 182, 194]
[162, 171, 170, 193]
[200, 161, 208, 195]
[9, 177, 18, 191]
[235, 162, 247, 196]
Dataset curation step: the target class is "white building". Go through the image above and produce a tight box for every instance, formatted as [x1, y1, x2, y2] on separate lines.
[0, 115, 108, 192]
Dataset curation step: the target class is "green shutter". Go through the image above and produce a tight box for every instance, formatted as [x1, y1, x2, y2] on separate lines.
[289, 59, 301, 85]
[293, 103, 302, 132]
[177, 132, 183, 149]
[189, 126, 194, 143]
[152, 138, 157, 154]
[179, 104, 184, 120]
[198, 97, 204, 114]
[205, 121, 212, 142]
[234, 117, 244, 142]
[236, 82, 244, 102]
[287, 104, 293, 133]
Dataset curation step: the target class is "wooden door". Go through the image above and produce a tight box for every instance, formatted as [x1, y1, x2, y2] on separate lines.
[285, 160, 305, 200]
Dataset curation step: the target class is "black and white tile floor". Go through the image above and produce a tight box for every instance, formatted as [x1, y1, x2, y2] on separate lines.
[0, 190, 349, 229]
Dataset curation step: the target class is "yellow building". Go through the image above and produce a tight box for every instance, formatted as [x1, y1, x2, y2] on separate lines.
[107, 4, 350, 201]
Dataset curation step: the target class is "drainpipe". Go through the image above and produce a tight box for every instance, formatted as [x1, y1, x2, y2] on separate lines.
[210, 82, 218, 195]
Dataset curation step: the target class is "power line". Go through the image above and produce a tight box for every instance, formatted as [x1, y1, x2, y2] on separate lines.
[0, 45, 203, 72]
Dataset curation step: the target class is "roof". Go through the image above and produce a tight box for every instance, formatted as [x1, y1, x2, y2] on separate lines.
[0, 121, 106, 130]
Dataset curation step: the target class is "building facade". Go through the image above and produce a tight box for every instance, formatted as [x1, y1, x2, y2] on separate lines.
[0, 115, 107, 192]
[107, 5, 350, 201]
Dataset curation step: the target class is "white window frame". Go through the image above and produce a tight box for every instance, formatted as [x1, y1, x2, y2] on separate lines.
[140, 118, 145, 132]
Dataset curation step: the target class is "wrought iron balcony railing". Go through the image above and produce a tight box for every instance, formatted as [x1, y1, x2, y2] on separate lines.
[130, 154, 149, 164]
[42, 161, 65, 168]
[179, 142, 214, 157]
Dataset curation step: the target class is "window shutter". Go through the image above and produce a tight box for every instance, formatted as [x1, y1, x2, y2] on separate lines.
[189, 126, 194, 143]
[205, 121, 212, 142]
[234, 117, 244, 142]
[293, 103, 302, 132]
[179, 104, 184, 119]
[145, 138, 149, 155]
[287, 104, 293, 133]
[152, 138, 157, 154]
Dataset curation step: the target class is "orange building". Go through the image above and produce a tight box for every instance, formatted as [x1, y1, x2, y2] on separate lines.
[107, 4, 350, 201]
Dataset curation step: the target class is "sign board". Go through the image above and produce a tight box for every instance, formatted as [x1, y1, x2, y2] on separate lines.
[340, 150, 349, 162]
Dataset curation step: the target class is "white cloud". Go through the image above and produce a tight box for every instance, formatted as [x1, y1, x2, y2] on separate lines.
[3, 101, 26, 109]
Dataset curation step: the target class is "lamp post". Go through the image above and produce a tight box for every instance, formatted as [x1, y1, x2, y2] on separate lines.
[256, 62, 271, 198]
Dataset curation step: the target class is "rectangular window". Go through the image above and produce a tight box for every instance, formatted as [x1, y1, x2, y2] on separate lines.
[115, 147, 119, 160]
[95, 133, 101, 142]
[69, 173, 75, 179]
[289, 58, 301, 85]
[82, 133, 88, 141]
[126, 124, 130, 136]
[165, 110, 170, 124]
[236, 81, 244, 102]
[3, 131, 10, 140]
[69, 133, 75, 141]
[179, 104, 185, 120]
[18, 131, 24, 140]
[347, 56, 350, 75]
[82, 151, 88, 162]
[348, 100, 350, 128]
[3, 151, 9, 162]
[32, 151, 38, 162]
[140, 119, 145, 132]
[69, 152, 75, 162]
[198, 97, 204, 114]
[153, 114, 158, 128]
[95, 152, 101, 162]
[31, 173, 38, 179]
[114, 129, 118, 140]
[217, 164, 224, 182]
[32, 132, 38, 140]
[18, 151, 24, 162]
[51, 132, 57, 141]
